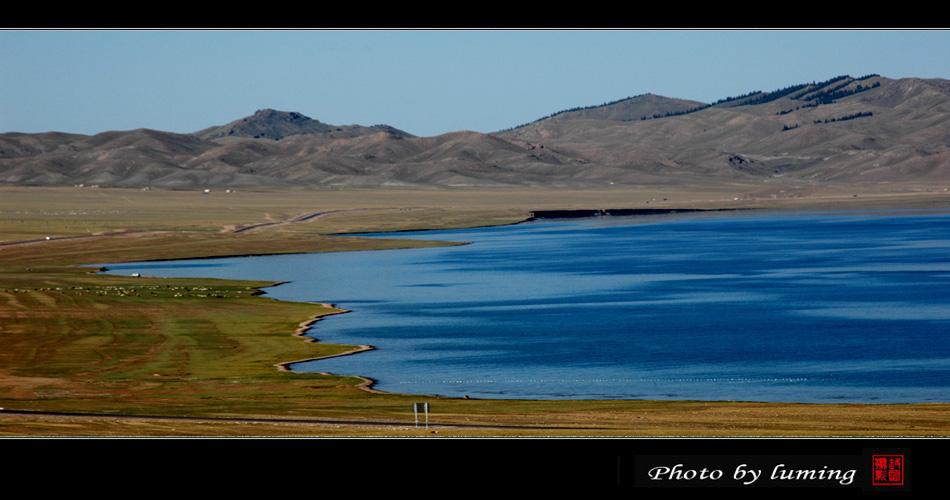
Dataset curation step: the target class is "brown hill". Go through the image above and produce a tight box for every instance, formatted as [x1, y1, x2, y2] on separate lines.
[503, 75, 950, 185]
[524, 93, 706, 123]
[1, 75, 948, 190]
[193, 108, 415, 142]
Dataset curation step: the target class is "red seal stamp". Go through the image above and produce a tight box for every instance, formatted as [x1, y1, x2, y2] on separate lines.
[872, 455, 904, 486]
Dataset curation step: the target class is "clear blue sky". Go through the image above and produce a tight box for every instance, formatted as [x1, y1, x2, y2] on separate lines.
[2, 29, 948, 137]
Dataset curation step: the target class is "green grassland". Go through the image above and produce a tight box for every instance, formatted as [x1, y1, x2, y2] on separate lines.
[2, 185, 949, 436]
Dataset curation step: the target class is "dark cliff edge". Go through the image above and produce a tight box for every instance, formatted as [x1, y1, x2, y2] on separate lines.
[528, 208, 739, 220]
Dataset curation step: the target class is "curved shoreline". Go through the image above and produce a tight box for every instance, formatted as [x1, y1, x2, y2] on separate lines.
[91, 205, 950, 404]
[273, 303, 391, 395]
[270, 208, 950, 404]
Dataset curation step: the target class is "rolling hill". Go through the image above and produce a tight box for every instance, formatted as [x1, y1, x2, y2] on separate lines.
[2, 75, 948, 190]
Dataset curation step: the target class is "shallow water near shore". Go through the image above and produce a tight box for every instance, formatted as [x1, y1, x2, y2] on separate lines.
[101, 209, 950, 403]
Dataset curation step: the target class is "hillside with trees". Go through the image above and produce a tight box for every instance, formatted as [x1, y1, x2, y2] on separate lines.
[1, 75, 948, 191]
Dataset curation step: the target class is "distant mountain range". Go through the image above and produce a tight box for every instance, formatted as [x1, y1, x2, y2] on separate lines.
[2, 75, 949, 189]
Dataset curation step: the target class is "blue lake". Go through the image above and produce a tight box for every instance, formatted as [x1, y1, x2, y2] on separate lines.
[100, 209, 950, 403]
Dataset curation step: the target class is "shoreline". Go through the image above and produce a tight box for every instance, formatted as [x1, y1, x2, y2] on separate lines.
[4, 186, 949, 435]
[273, 303, 390, 395]
[91, 202, 950, 405]
[268, 206, 950, 405]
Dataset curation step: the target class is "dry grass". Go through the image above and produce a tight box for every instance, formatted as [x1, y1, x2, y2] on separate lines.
[1, 185, 948, 437]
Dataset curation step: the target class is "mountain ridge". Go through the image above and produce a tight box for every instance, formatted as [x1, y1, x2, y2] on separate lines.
[2, 75, 948, 190]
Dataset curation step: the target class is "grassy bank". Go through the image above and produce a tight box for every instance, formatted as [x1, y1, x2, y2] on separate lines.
[2, 185, 949, 436]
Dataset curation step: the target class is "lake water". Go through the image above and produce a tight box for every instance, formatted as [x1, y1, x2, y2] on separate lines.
[100, 209, 950, 403]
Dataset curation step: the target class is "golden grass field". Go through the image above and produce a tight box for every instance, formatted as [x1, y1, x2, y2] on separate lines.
[2, 183, 949, 437]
